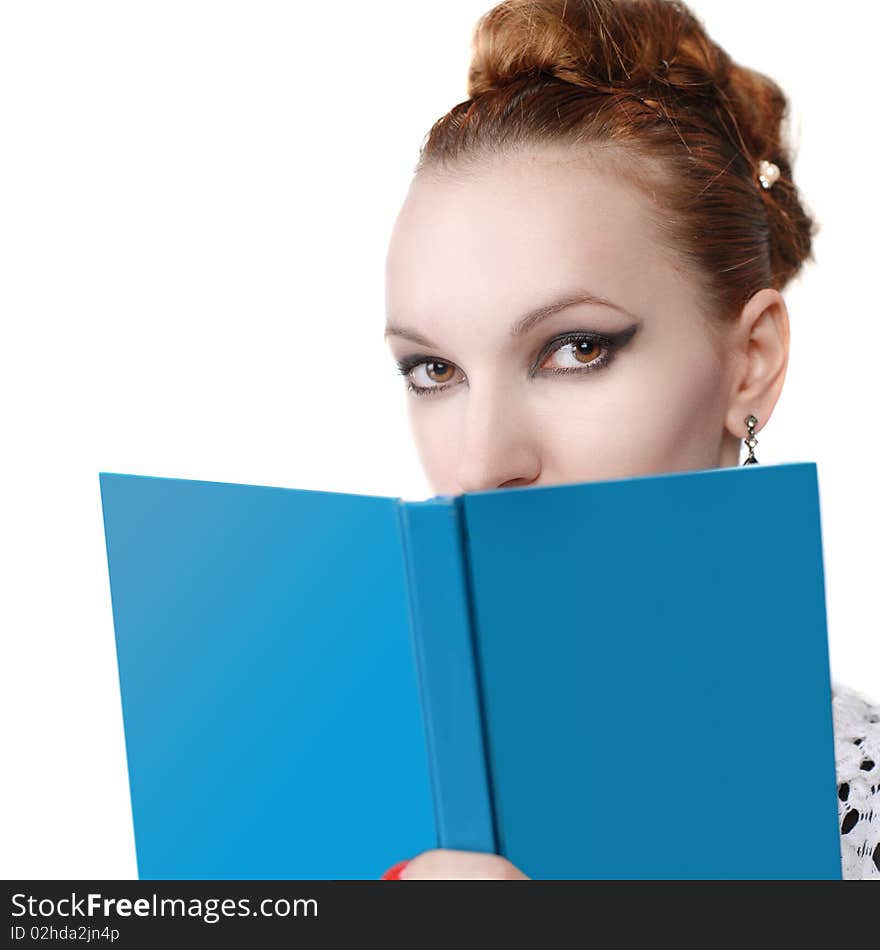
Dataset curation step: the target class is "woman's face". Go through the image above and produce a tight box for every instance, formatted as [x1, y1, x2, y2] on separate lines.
[384, 145, 777, 495]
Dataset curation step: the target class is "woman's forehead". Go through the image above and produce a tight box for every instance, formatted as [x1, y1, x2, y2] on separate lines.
[385, 151, 692, 334]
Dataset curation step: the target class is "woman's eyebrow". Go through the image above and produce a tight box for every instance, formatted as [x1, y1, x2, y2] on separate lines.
[384, 289, 643, 346]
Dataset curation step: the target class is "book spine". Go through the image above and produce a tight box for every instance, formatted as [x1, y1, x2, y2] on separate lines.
[396, 498, 497, 854]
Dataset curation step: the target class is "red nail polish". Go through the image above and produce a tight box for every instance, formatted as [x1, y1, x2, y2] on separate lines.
[380, 858, 410, 880]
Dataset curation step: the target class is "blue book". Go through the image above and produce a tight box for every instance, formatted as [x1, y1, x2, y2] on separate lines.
[98, 461, 842, 879]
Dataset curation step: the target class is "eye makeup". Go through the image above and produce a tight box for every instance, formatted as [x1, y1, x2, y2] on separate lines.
[394, 322, 641, 397]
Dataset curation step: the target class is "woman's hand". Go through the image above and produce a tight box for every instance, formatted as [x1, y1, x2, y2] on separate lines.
[381, 848, 530, 880]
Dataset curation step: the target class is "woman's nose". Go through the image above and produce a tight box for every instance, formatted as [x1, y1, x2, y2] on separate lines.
[454, 390, 540, 493]
[458, 467, 539, 493]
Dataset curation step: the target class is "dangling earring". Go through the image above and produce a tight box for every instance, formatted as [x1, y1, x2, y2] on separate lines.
[742, 414, 759, 465]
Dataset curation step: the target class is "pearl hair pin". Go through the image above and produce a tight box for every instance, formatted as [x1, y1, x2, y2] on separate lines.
[758, 159, 780, 190]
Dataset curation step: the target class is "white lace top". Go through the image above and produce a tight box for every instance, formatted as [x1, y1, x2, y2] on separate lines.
[832, 683, 880, 879]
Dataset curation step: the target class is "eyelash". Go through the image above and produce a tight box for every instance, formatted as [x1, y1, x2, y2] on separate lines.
[395, 332, 620, 397]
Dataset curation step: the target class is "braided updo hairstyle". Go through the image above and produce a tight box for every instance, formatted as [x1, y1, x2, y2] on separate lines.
[415, 0, 818, 324]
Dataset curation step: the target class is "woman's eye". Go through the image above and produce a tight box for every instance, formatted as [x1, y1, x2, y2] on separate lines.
[538, 335, 610, 373]
[413, 359, 457, 386]
[396, 358, 463, 396]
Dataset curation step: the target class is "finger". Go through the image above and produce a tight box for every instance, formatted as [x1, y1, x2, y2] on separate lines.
[398, 848, 530, 880]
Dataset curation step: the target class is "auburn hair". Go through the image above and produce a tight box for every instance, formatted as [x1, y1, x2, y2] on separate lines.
[414, 0, 818, 322]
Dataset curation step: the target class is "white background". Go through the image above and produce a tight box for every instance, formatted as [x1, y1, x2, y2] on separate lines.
[1, 1, 877, 878]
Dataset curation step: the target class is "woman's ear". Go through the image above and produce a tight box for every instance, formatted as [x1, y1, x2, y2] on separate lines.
[724, 287, 791, 439]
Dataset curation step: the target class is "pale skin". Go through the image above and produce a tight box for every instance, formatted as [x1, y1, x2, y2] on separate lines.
[382, 143, 790, 879]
